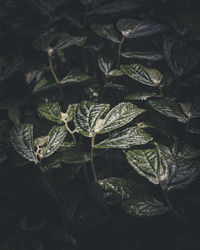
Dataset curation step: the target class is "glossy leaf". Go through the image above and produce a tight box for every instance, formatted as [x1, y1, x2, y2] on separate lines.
[61, 70, 91, 84]
[121, 51, 163, 61]
[95, 126, 152, 149]
[125, 92, 160, 101]
[149, 98, 188, 123]
[99, 177, 168, 217]
[98, 55, 113, 75]
[117, 18, 167, 38]
[91, 24, 120, 43]
[120, 64, 163, 87]
[9, 124, 37, 163]
[74, 101, 110, 137]
[64, 104, 78, 122]
[98, 102, 145, 134]
[38, 101, 62, 124]
[126, 148, 165, 184]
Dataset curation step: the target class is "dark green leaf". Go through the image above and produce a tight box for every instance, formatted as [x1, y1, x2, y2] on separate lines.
[91, 24, 120, 43]
[178, 144, 200, 160]
[149, 98, 188, 123]
[95, 126, 152, 149]
[120, 64, 163, 87]
[121, 51, 163, 61]
[8, 103, 20, 126]
[98, 55, 113, 75]
[180, 97, 200, 119]
[98, 102, 145, 134]
[61, 70, 91, 84]
[117, 18, 167, 38]
[125, 92, 160, 101]
[38, 101, 62, 124]
[107, 69, 124, 77]
[9, 124, 37, 163]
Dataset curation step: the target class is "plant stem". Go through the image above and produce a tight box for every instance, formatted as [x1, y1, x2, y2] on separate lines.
[90, 134, 97, 182]
[117, 36, 125, 69]
[158, 86, 164, 97]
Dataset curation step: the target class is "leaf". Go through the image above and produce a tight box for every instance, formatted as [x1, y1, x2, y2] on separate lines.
[92, 1, 142, 14]
[98, 55, 113, 75]
[126, 148, 165, 184]
[149, 98, 188, 123]
[8, 103, 20, 126]
[95, 126, 152, 149]
[38, 101, 62, 124]
[156, 143, 200, 191]
[99, 177, 168, 217]
[120, 64, 163, 87]
[117, 18, 167, 38]
[9, 124, 37, 163]
[180, 97, 200, 119]
[60, 70, 91, 84]
[98, 102, 145, 134]
[125, 92, 160, 101]
[74, 101, 110, 137]
[121, 51, 163, 61]
[40, 126, 67, 158]
[64, 104, 78, 122]
[178, 144, 200, 160]
[91, 24, 120, 43]
[107, 69, 124, 77]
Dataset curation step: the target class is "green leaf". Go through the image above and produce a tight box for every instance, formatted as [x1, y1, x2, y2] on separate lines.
[91, 24, 120, 43]
[98, 55, 113, 75]
[120, 64, 163, 87]
[98, 102, 145, 134]
[38, 101, 62, 124]
[60, 70, 91, 84]
[99, 177, 168, 217]
[10, 124, 37, 163]
[41, 126, 67, 158]
[74, 101, 110, 137]
[126, 148, 165, 184]
[95, 126, 152, 149]
[8, 103, 20, 126]
[149, 98, 188, 123]
[180, 97, 200, 119]
[178, 144, 200, 160]
[107, 69, 124, 77]
[121, 51, 163, 61]
[125, 92, 160, 101]
[63, 104, 78, 122]
[117, 18, 167, 38]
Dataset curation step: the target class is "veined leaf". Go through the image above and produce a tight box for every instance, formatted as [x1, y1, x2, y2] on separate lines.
[41, 126, 67, 158]
[61, 70, 91, 84]
[149, 98, 188, 123]
[95, 126, 152, 149]
[91, 24, 120, 43]
[74, 101, 110, 137]
[10, 124, 37, 163]
[98, 55, 113, 75]
[120, 64, 163, 87]
[117, 18, 167, 38]
[126, 149, 166, 184]
[38, 101, 62, 124]
[99, 177, 168, 217]
[121, 51, 163, 61]
[64, 104, 78, 122]
[125, 92, 160, 101]
[98, 102, 145, 134]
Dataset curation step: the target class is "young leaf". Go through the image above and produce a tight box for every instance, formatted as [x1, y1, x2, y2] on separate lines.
[91, 24, 120, 43]
[99, 177, 168, 217]
[98, 102, 145, 134]
[38, 101, 62, 124]
[74, 101, 110, 137]
[95, 127, 152, 149]
[10, 124, 37, 163]
[41, 126, 67, 158]
[121, 51, 163, 61]
[117, 18, 167, 38]
[126, 149, 165, 184]
[125, 92, 160, 101]
[149, 98, 188, 123]
[120, 64, 163, 87]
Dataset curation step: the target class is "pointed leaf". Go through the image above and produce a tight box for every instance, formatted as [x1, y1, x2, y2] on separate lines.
[117, 18, 167, 38]
[125, 92, 160, 101]
[38, 101, 62, 124]
[10, 124, 37, 163]
[64, 104, 78, 122]
[180, 96, 200, 119]
[95, 127, 152, 149]
[74, 101, 110, 137]
[98, 55, 113, 75]
[120, 64, 163, 87]
[61, 70, 91, 84]
[149, 98, 188, 123]
[98, 102, 145, 134]
[91, 24, 120, 43]
[99, 177, 168, 217]
[121, 51, 163, 61]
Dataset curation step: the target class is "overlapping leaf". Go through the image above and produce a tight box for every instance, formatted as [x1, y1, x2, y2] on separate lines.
[120, 64, 163, 87]
[91, 24, 120, 43]
[98, 55, 113, 75]
[38, 101, 62, 124]
[95, 126, 152, 149]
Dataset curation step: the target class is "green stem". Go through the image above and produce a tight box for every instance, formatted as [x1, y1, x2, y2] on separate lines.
[90, 134, 97, 182]
[117, 36, 125, 69]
